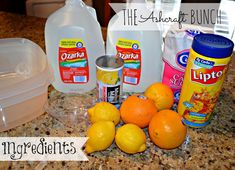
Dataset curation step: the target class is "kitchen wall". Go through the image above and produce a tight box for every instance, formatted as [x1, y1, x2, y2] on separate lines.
[0, 0, 26, 14]
[0, 0, 92, 15]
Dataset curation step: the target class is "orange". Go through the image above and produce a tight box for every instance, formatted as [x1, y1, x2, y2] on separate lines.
[148, 110, 187, 149]
[120, 95, 158, 128]
[144, 83, 174, 110]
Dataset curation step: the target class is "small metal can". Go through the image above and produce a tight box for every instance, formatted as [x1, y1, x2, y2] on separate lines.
[96, 55, 124, 104]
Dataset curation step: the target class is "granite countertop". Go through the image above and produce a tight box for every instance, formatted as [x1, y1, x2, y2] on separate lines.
[0, 12, 234, 170]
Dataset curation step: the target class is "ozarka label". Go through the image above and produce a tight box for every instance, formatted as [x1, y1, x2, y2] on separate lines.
[116, 38, 141, 85]
[58, 39, 89, 84]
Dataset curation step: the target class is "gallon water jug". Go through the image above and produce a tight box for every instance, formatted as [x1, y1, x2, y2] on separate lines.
[45, 0, 105, 93]
[106, 0, 163, 92]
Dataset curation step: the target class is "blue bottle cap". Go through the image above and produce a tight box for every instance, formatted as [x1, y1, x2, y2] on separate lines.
[192, 33, 234, 59]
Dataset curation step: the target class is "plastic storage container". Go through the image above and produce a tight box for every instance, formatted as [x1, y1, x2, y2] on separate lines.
[45, 0, 105, 93]
[0, 38, 51, 132]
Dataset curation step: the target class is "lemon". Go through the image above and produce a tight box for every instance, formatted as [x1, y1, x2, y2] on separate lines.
[101, 72, 119, 85]
[115, 124, 146, 154]
[97, 70, 119, 85]
[96, 69, 104, 81]
[85, 121, 115, 154]
[88, 102, 120, 125]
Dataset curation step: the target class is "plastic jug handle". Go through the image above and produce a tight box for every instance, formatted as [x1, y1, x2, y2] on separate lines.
[65, 0, 98, 20]
[126, 0, 147, 3]
[86, 6, 98, 20]
[0, 105, 7, 127]
[66, 0, 83, 5]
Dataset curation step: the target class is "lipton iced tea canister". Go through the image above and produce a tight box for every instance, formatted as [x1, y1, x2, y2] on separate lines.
[96, 55, 124, 104]
[178, 34, 234, 128]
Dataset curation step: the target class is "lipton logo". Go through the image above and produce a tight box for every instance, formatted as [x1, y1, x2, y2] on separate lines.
[185, 30, 201, 37]
[117, 52, 139, 60]
[61, 51, 85, 61]
[176, 50, 189, 69]
[191, 65, 226, 84]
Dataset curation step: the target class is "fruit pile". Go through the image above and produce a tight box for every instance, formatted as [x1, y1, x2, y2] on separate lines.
[85, 83, 187, 154]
